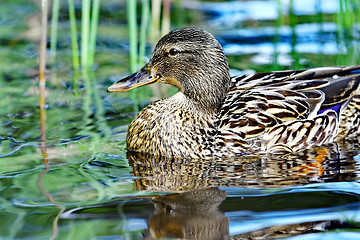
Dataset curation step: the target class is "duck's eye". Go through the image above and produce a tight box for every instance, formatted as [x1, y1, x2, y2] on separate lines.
[168, 48, 179, 56]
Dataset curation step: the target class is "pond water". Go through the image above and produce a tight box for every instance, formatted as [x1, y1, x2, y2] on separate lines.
[1, 0, 360, 239]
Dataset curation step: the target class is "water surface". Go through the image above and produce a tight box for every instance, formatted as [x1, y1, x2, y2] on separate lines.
[1, 0, 360, 239]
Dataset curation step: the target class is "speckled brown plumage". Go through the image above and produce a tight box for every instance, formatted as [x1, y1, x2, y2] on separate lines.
[108, 28, 360, 158]
[127, 92, 217, 159]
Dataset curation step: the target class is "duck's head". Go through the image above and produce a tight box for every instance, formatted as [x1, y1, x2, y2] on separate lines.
[108, 28, 230, 113]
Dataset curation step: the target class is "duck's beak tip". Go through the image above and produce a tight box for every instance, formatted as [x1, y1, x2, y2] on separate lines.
[107, 66, 160, 93]
[107, 85, 118, 92]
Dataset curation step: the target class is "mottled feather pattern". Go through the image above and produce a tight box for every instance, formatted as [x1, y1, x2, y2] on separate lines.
[127, 92, 216, 159]
[216, 88, 311, 153]
[262, 110, 339, 154]
[215, 66, 360, 155]
[127, 66, 360, 157]
[338, 94, 360, 138]
[112, 28, 360, 158]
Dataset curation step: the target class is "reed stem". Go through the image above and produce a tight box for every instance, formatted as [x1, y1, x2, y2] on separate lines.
[39, 0, 49, 163]
[150, 0, 161, 47]
[81, 0, 90, 71]
[127, 0, 138, 72]
[139, 0, 150, 65]
[126, 0, 139, 111]
[68, 0, 80, 89]
[89, 0, 100, 66]
[50, 0, 60, 63]
[161, 0, 171, 36]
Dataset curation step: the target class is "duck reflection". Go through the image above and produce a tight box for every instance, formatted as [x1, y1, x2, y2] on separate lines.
[128, 144, 358, 239]
[143, 188, 228, 240]
[128, 143, 357, 191]
[129, 152, 231, 239]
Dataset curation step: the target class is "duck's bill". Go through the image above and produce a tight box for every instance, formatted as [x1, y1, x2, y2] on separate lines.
[107, 66, 161, 92]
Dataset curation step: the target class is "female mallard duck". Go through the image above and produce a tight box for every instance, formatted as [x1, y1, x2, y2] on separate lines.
[108, 27, 360, 159]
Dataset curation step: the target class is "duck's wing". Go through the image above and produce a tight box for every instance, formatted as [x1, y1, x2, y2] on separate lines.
[261, 110, 339, 154]
[217, 65, 360, 154]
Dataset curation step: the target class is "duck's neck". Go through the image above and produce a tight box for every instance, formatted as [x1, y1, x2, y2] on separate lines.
[178, 52, 231, 114]
[171, 91, 223, 116]
[179, 73, 230, 115]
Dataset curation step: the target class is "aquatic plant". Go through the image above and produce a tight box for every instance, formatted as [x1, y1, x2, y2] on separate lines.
[50, 0, 60, 63]
[68, 0, 80, 89]
[126, 0, 172, 110]
[337, 0, 360, 33]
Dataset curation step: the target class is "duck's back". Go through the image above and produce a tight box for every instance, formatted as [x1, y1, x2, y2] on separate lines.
[216, 65, 360, 155]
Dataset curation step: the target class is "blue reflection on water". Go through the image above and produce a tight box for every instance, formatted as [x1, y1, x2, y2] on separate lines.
[222, 23, 341, 55]
[224, 182, 360, 236]
[187, 0, 339, 27]
[288, 232, 360, 240]
[188, 0, 359, 65]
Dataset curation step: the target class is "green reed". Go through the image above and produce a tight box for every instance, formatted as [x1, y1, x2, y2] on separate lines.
[81, 0, 90, 71]
[89, 0, 100, 66]
[139, 0, 150, 66]
[127, 0, 138, 73]
[126, 0, 139, 111]
[79, 0, 99, 70]
[150, 0, 161, 44]
[66, 0, 100, 89]
[337, 0, 360, 34]
[50, 0, 60, 63]
[126, 0, 167, 111]
[335, 0, 360, 67]
[336, 0, 360, 65]
[149, 0, 172, 98]
[68, 0, 80, 89]
[52, 0, 170, 98]
[149, 0, 171, 46]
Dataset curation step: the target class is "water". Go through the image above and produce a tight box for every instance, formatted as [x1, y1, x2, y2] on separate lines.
[1, 0, 360, 239]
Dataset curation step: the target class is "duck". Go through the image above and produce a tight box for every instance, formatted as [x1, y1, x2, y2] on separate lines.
[108, 27, 360, 159]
